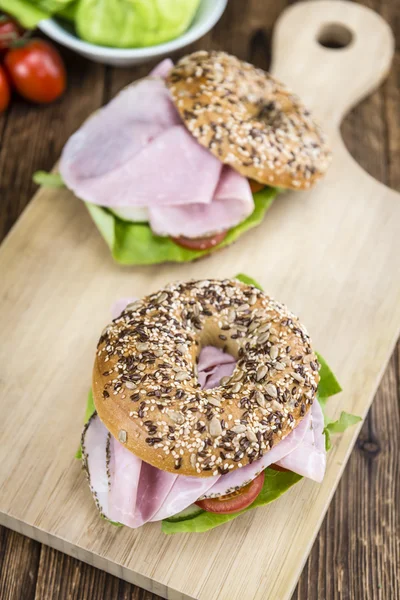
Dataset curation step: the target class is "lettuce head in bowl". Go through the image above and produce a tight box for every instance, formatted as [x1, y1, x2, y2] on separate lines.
[0, 0, 228, 66]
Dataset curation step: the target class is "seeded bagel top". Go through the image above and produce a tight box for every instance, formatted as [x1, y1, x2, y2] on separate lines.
[93, 279, 320, 477]
[166, 50, 331, 190]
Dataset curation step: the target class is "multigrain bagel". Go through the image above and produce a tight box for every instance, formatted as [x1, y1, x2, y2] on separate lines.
[166, 50, 331, 190]
[93, 279, 320, 477]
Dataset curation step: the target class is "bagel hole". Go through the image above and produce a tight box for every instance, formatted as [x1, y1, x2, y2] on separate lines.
[317, 23, 353, 49]
[198, 346, 237, 390]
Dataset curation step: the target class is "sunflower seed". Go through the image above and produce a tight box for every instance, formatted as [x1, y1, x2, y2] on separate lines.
[246, 429, 258, 443]
[209, 417, 222, 437]
[257, 332, 270, 345]
[255, 390, 266, 407]
[231, 382, 241, 394]
[154, 349, 164, 357]
[227, 309, 236, 323]
[258, 323, 271, 334]
[208, 398, 221, 407]
[118, 430, 127, 443]
[231, 424, 246, 434]
[265, 383, 278, 398]
[275, 362, 286, 371]
[237, 303, 250, 312]
[175, 371, 190, 382]
[156, 292, 168, 304]
[256, 366, 267, 381]
[124, 381, 136, 390]
[248, 320, 259, 333]
[126, 301, 141, 311]
[231, 370, 244, 382]
[177, 343, 188, 354]
[271, 400, 282, 411]
[190, 453, 197, 468]
[270, 345, 279, 360]
[192, 304, 200, 317]
[136, 342, 149, 352]
[293, 373, 304, 383]
[167, 410, 184, 424]
[249, 293, 258, 306]
[220, 376, 231, 386]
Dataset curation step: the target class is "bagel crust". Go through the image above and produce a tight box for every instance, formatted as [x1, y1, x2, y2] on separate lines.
[166, 51, 331, 190]
[93, 279, 320, 477]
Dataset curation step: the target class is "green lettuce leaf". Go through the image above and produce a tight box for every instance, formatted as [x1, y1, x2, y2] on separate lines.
[324, 412, 362, 450]
[86, 186, 277, 265]
[34, 170, 277, 264]
[75, 389, 95, 459]
[234, 273, 263, 290]
[315, 352, 342, 400]
[0, 0, 74, 27]
[33, 171, 65, 188]
[75, 0, 201, 48]
[162, 469, 302, 534]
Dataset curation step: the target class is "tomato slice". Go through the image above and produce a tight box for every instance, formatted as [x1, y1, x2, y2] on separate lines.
[171, 230, 227, 251]
[248, 179, 266, 194]
[195, 471, 265, 514]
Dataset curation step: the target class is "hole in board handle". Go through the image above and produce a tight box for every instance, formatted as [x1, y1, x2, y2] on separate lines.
[317, 23, 354, 49]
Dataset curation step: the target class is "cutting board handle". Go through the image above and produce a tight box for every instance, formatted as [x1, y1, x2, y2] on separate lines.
[271, 0, 394, 127]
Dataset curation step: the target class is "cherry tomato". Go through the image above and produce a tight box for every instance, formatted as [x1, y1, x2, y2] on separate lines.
[195, 471, 265, 514]
[171, 230, 228, 251]
[0, 65, 10, 113]
[5, 39, 66, 104]
[249, 179, 265, 194]
[0, 15, 24, 55]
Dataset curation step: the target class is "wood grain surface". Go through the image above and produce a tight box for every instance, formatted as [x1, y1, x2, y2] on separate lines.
[0, 1, 398, 599]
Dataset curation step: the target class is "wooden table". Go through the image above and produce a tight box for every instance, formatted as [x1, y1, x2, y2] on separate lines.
[0, 1, 398, 598]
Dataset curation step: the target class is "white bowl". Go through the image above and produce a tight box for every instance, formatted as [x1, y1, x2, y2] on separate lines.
[38, 0, 228, 67]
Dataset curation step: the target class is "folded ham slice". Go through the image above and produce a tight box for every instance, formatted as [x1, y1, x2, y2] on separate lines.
[148, 167, 254, 238]
[81, 413, 111, 518]
[83, 302, 326, 527]
[60, 62, 254, 238]
[276, 399, 326, 482]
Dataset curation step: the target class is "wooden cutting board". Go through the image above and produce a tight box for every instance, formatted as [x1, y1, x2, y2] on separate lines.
[0, 2, 398, 599]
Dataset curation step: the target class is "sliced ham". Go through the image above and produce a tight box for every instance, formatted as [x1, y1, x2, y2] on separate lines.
[149, 58, 173, 78]
[107, 435, 143, 526]
[60, 63, 255, 238]
[276, 399, 326, 482]
[201, 410, 312, 499]
[60, 78, 180, 202]
[197, 345, 236, 389]
[81, 413, 111, 518]
[131, 460, 177, 525]
[60, 78, 222, 208]
[150, 474, 219, 521]
[148, 167, 254, 238]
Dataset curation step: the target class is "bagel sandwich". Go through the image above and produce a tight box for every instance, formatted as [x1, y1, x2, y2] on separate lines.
[79, 276, 360, 533]
[36, 51, 331, 265]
